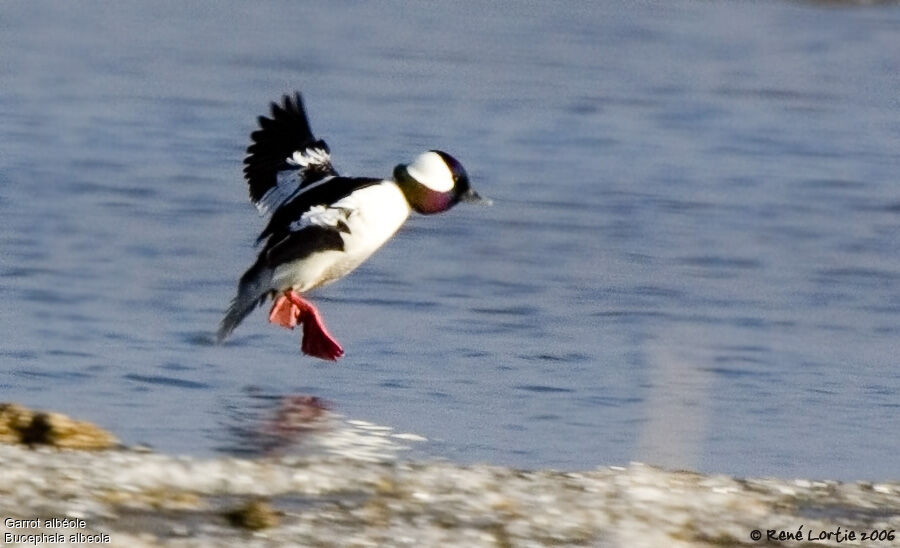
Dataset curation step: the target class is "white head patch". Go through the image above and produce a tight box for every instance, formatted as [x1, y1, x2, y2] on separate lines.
[405, 151, 454, 192]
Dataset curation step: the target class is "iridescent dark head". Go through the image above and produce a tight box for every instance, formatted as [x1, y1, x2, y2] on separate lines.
[394, 150, 490, 214]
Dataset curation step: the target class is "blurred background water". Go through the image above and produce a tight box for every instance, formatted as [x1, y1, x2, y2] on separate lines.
[1, 1, 899, 481]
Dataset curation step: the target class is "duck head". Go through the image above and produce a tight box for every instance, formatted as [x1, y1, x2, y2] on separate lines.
[394, 150, 490, 214]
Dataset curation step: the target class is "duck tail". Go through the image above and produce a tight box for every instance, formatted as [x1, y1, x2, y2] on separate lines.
[216, 258, 273, 343]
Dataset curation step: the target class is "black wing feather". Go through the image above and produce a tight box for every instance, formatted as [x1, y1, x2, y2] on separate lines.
[256, 176, 382, 245]
[264, 226, 345, 267]
[243, 92, 337, 206]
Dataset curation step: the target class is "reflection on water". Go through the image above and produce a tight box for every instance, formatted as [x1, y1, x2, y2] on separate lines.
[1, 1, 899, 480]
[218, 389, 424, 461]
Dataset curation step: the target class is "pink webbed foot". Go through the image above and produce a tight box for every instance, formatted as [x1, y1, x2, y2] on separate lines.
[286, 292, 344, 361]
[268, 294, 300, 329]
[269, 290, 344, 361]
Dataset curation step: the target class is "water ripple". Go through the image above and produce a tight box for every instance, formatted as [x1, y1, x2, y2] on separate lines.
[123, 374, 211, 390]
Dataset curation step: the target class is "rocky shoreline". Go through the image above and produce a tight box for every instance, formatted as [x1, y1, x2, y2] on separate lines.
[1, 405, 898, 547]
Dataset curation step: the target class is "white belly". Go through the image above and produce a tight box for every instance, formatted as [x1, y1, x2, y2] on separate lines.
[272, 182, 411, 292]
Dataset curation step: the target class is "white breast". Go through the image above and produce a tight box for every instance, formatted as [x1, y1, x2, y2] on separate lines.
[333, 182, 411, 255]
[273, 181, 411, 292]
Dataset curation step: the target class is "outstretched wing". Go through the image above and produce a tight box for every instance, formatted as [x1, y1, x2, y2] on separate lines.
[243, 92, 338, 216]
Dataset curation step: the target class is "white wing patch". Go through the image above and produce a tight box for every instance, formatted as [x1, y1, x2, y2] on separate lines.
[286, 147, 330, 168]
[255, 147, 334, 217]
[289, 204, 353, 232]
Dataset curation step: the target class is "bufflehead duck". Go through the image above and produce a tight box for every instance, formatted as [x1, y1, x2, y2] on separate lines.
[217, 93, 489, 360]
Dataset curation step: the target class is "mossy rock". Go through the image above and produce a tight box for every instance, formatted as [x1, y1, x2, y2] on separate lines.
[0, 404, 34, 443]
[0, 403, 118, 450]
[225, 499, 281, 530]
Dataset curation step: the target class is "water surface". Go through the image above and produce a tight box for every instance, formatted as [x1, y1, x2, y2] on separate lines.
[1, 1, 899, 480]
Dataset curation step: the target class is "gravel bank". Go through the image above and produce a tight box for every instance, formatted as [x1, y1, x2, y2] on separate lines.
[2, 441, 899, 548]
